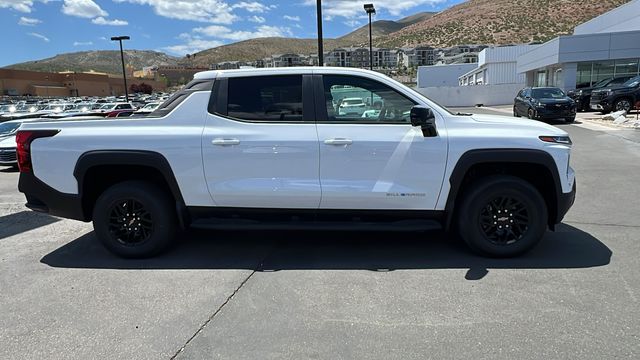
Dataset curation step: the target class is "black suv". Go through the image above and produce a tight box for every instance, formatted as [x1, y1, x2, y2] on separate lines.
[568, 76, 632, 112]
[513, 87, 576, 122]
[590, 75, 640, 113]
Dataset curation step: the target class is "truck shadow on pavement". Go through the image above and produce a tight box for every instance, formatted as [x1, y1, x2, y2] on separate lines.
[0, 211, 60, 241]
[41, 223, 611, 280]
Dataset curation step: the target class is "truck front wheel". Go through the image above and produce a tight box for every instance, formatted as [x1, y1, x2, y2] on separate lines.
[93, 181, 177, 258]
[457, 176, 548, 257]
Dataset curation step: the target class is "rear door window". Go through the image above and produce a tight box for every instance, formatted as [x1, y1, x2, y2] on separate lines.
[226, 75, 304, 122]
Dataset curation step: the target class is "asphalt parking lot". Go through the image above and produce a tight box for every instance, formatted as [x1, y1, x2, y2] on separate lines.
[1, 111, 639, 359]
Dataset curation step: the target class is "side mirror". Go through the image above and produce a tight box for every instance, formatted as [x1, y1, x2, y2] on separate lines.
[410, 106, 437, 137]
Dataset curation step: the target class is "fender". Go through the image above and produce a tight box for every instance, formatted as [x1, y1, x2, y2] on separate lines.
[444, 148, 563, 231]
[73, 150, 189, 226]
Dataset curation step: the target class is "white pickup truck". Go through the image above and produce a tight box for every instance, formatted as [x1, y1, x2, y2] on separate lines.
[16, 67, 576, 258]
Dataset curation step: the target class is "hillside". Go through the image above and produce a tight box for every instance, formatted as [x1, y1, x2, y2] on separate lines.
[6, 50, 179, 74]
[379, 0, 631, 48]
[190, 12, 435, 65]
[336, 12, 435, 45]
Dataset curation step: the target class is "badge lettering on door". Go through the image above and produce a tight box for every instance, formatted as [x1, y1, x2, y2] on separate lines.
[386, 193, 426, 197]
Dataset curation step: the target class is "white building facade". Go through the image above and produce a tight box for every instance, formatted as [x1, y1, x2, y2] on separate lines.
[517, 0, 640, 91]
[459, 44, 540, 86]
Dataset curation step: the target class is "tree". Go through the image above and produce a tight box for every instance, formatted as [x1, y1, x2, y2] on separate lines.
[130, 83, 153, 94]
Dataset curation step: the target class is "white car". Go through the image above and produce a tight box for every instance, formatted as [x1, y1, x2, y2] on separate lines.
[338, 97, 367, 116]
[17, 67, 575, 258]
[134, 102, 161, 114]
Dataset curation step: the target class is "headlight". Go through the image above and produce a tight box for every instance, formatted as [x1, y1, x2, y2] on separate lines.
[539, 136, 572, 145]
[575, 90, 583, 96]
[536, 101, 545, 108]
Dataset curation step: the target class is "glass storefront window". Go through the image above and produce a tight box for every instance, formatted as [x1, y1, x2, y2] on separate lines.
[615, 59, 639, 77]
[592, 60, 615, 83]
[576, 62, 593, 88]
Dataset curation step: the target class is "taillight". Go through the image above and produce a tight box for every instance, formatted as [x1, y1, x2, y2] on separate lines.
[16, 130, 59, 173]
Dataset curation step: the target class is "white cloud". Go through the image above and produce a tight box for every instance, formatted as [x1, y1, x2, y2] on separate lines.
[113, 0, 238, 24]
[163, 34, 224, 56]
[28, 32, 50, 42]
[248, 15, 265, 23]
[18, 16, 42, 26]
[92, 17, 128, 26]
[0, 0, 50, 13]
[304, 0, 446, 19]
[73, 41, 93, 46]
[194, 24, 292, 41]
[343, 19, 361, 28]
[232, 1, 269, 13]
[283, 15, 300, 22]
[62, 0, 108, 18]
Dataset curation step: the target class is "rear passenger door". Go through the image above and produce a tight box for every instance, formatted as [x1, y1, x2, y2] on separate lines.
[202, 74, 321, 209]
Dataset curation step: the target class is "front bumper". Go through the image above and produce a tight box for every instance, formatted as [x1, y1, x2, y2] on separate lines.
[18, 172, 87, 221]
[534, 107, 576, 119]
[590, 100, 611, 112]
[555, 180, 577, 225]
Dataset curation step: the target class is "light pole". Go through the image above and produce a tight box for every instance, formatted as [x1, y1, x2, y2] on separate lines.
[364, 4, 376, 71]
[111, 36, 130, 102]
[44, 75, 49, 99]
[316, 0, 324, 66]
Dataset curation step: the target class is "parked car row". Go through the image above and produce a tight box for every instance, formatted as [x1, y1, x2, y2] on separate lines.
[513, 75, 640, 122]
[0, 93, 170, 123]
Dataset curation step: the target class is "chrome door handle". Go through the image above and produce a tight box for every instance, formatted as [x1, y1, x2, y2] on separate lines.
[324, 138, 353, 146]
[212, 138, 240, 146]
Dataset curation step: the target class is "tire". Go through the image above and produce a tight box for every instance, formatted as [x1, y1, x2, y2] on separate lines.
[527, 108, 535, 120]
[513, 106, 520, 118]
[565, 117, 575, 123]
[92, 180, 177, 258]
[614, 98, 632, 112]
[457, 175, 548, 258]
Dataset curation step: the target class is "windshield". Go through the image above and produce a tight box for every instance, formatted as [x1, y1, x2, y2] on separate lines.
[342, 99, 364, 105]
[142, 103, 159, 109]
[100, 104, 115, 109]
[0, 122, 20, 136]
[531, 88, 565, 99]
[622, 76, 640, 87]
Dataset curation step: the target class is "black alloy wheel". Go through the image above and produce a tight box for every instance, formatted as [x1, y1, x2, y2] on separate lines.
[93, 181, 177, 258]
[457, 175, 548, 257]
[527, 108, 535, 119]
[479, 195, 529, 245]
[108, 199, 154, 246]
[614, 98, 632, 112]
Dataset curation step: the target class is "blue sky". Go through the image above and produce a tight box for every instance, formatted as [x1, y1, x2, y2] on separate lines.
[0, 0, 465, 66]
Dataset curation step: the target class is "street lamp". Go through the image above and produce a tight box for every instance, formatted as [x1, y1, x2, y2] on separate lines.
[111, 35, 130, 102]
[316, 0, 324, 66]
[364, 4, 376, 71]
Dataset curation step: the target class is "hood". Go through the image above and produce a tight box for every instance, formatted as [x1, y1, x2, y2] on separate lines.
[0, 134, 16, 148]
[594, 85, 636, 93]
[470, 114, 567, 136]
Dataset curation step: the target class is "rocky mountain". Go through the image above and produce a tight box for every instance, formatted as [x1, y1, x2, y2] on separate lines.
[6, 50, 179, 74]
[378, 0, 631, 48]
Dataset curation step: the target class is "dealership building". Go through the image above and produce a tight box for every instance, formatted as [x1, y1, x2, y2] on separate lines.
[517, 0, 640, 90]
[0, 68, 166, 97]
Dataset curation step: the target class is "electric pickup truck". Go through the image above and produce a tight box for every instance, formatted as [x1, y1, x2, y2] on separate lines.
[16, 67, 576, 258]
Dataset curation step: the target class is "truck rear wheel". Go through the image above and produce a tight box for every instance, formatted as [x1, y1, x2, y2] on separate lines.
[457, 176, 548, 257]
[93, 181, 177, 258]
